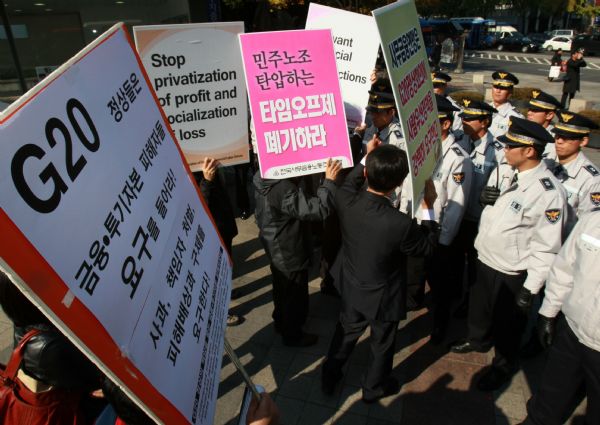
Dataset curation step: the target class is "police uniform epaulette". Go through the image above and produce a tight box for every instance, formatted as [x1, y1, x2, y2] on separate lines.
[452, 146, 463, 156]
[540, 177, 555, 191]
[393, 130, 402, 138]
[492, 141, 503, 150]
[584, 164, 599, 176]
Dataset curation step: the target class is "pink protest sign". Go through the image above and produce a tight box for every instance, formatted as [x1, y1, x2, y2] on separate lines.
[240, 29, 353, 178]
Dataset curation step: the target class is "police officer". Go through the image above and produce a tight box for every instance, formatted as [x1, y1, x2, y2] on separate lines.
[525, 90, 562, 159]
[488, 71, 524, 139]
[450, 117, 568, 392]
[352, 78, 405, 153]
[520, 208, 600, 425]
[425, 95, 473, 343]
[544, 111, 600, 219]
[432, 71, 463, 134]
[451, 100, 502, 317]
[352, 78, 406, 208]
[526, 90, 561, 135]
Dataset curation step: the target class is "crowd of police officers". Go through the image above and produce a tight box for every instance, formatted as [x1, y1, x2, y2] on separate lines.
[247, 50, 600, 421]
[312, 68, 600, 423]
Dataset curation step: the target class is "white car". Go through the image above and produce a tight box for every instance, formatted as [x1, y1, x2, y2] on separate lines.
[543, 36, 572, 51]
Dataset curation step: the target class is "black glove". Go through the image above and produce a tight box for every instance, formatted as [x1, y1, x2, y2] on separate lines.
[537, 314, 556, 349]
[516, 286, 533, 314]
[480, 186, 501, 206]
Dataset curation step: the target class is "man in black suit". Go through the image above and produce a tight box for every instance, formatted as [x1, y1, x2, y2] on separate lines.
[321, 140, 439, 403]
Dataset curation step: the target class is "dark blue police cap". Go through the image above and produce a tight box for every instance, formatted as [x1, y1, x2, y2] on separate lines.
[458, 99, 497, 120]
[499, 116, 554, 146]
[432, 71, 452, 85]
[528, 90, 561, 111]
[366, 77, 395, 112]
[552, 111, 599, 138]
[435, 94, 459, 119]
[492, 71, 519, 88]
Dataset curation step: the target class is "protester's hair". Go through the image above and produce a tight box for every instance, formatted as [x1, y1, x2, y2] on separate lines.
[365, 145, 409, 192]
[0, 270, 49, 327]
[101, 376, 154, 425]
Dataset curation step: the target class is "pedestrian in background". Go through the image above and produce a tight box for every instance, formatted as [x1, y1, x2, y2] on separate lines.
[561, 48, 587, 109]
[550, 48, 562, 66]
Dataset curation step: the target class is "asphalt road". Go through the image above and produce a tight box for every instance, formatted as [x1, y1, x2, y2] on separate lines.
[464, 50, 600, 84]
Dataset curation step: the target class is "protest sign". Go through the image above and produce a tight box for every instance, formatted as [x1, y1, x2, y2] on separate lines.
[239, 29, 352, 179]
[134, 22, 249, 170]
[305, 3, 380, 128]
[0, 23, 231, 424]
[373, 1, 442, 215]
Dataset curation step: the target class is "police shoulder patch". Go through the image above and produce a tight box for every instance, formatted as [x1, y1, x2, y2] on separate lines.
[545, 209, 561, 224]
[493, 141, 503, 151]
[452, 172, 465, 185]
[584, 164, 599, 176]
[540, 177, 555, 191]
[452, 146, 464, 156]
[591, 192, 600, 206]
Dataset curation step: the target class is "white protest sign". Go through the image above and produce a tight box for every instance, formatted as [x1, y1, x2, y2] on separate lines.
[134, 22, 249, 170]
[0, 23, 231, 424]
[306, 3, 380, 128]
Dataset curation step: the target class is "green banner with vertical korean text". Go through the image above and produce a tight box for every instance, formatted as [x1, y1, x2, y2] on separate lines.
[372, 0, 441, 216]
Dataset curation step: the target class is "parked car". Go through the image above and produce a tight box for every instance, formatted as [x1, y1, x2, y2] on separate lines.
[571, 33, 600, 56]
[547, 29, 576, 38]
[528, 32, 551, 45]
[543, 36, 572, 51]
[496, 33, 540, 52]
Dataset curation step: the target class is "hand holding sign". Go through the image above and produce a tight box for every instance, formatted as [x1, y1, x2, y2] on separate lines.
[325, 158, 342, 181]
[421, 178, 438, 210]
[202, 157, 219, 182]
[246, 392, 280, 425]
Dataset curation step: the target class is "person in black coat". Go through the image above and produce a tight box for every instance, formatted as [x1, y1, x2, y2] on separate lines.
[321, 141, 439, 403]
[194, 158, 238, 255]
[254, 159, 342, 346]
[561, 48, 587, 109]
[194, 157, 241, 326]
[550, 48, 562, 66]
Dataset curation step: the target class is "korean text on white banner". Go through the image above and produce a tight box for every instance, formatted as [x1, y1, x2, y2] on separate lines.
[134, 22, 249, 170]
[305, 3, 380, 129]
[239, 29, 353, 179]
[373, 0, 442, 216]
[0, 23, 231, 425]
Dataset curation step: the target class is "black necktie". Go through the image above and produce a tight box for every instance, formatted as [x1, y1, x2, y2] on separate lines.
[510, 173, 518, 187]
[553, 164, 566, 180]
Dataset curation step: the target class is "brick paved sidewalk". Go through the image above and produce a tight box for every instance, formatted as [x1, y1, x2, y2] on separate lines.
[214, 218, 587, 425]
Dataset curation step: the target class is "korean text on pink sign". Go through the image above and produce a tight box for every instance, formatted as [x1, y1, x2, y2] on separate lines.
[240, 29, 352, 178]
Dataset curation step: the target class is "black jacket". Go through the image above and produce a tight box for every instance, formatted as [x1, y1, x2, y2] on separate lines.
[563, 57, 586, 93]
[194, 173, 238, 248]
[254, 172, 336, 272]
[335, 164, 438, 321]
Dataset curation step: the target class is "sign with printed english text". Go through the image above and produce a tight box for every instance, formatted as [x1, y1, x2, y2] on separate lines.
[306, 3, 380, 129]
[0, 23, 231, 425]
[239, 29, 353, 179]
[373, 0, 442, 216]
[134, 22, 249, 171]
